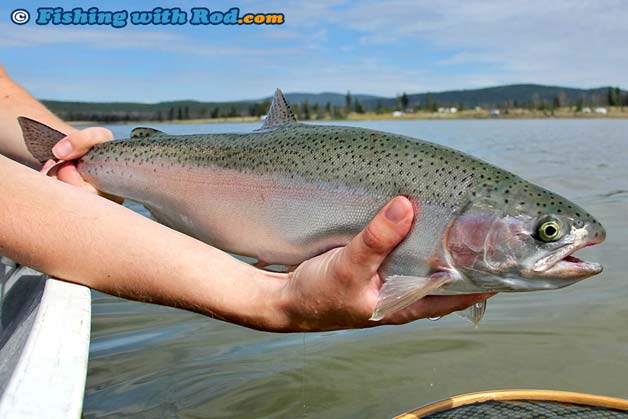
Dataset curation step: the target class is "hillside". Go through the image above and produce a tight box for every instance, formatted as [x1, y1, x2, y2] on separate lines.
[42, 84, 626, 122]
[367, 84, 623, 109]
[283, 92, 381, 107]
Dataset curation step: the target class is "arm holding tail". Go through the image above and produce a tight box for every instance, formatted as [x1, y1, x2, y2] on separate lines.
[0, 153, 489, 331]
[0, 64, 75, 168]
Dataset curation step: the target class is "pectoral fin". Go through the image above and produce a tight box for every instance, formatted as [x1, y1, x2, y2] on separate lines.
[455, 300, 487, 326]
[370, 272, 454, 321]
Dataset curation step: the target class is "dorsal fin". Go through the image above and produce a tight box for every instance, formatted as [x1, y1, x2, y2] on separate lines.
[258, 89, 297, 130]
[130, 127, 165, 139]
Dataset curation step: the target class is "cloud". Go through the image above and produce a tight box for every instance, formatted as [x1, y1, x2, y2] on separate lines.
[437, 51, 501, 66]
[0, 23, 180, 49]
[0, 23, 303, 58]
[231, 0, 628, 90]
[329, 0, 628, 88]
[3, 0, 626, 101]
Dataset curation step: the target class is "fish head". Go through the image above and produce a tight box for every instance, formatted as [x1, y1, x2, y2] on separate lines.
[445, 187, 605, 291]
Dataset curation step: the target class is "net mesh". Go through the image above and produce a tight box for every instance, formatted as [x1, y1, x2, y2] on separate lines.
[425, 400, 628, 419]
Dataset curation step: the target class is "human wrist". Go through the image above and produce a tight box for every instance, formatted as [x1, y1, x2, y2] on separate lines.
[241, 267, 293, 332]
[185, 254, 292, 332]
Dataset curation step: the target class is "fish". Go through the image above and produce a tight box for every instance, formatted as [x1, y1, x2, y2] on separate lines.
[18, 89, 606, 323]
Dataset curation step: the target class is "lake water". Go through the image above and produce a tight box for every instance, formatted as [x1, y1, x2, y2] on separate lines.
[83, 119, 628, 418]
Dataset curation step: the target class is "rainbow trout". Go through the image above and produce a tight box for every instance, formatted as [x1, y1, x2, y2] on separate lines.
[19, 90, 605, 322]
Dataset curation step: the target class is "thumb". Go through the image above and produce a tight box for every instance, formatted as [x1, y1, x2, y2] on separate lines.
[335, 196, 414, 279]
[52, 127, 113, 160]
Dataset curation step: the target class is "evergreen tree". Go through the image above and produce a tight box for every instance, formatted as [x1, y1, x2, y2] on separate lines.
[425, 93, 434, 112]
[345, 91, 352, 112]
[375, 100, 383, 114]
[333, 105, 344, 120]
[257, 100, 271, 116]
[354, 99, 364, 114]
[302, 100, 311, 120]
[537, 101, 547, 112]
[400, 92, 409, 110]
[312, 103, 321, 119]
[607, 88, 616, 106]
[576, 98, 584, 112]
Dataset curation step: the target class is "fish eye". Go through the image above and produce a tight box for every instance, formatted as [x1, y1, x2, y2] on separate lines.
[537, 220, 561, 242]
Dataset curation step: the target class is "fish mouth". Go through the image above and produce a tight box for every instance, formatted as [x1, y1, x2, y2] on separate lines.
[531, 238, 604, 279]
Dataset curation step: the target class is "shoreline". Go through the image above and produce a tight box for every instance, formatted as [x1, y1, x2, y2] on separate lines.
[68, 107, 628, 126]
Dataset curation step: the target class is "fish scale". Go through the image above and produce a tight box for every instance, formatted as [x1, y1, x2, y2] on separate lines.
[81, 122, 599, 229]
[82, 126, 471, 207]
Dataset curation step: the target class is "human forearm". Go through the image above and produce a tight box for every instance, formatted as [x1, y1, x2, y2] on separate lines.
[0, 64, 75, 168]
[0, 154, 284, 329]
[0, 156, 491, 331]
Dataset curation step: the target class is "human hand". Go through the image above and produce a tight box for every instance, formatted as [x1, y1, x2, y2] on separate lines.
[267, 196, 493, 332]
[41, 127, 123, 202]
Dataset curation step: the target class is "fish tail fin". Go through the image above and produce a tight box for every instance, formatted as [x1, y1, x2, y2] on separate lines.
[17, 116, 66, 163]
[369, 273, 453, 321]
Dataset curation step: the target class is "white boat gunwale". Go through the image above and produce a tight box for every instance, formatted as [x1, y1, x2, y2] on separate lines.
[0, 260, 91, 418]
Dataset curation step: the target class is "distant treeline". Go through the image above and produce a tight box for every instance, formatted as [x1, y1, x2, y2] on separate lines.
[42, 84, 627, 122]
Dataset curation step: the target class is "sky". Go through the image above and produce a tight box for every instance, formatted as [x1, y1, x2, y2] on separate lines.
[0, 0, 626, 102]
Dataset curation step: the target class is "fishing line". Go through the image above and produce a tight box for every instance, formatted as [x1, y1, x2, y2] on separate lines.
[301, 332, 307, 418]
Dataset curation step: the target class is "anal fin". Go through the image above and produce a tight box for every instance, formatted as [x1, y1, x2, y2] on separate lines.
[370, 272, 454, 321]
[455, 300, 487, 326]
